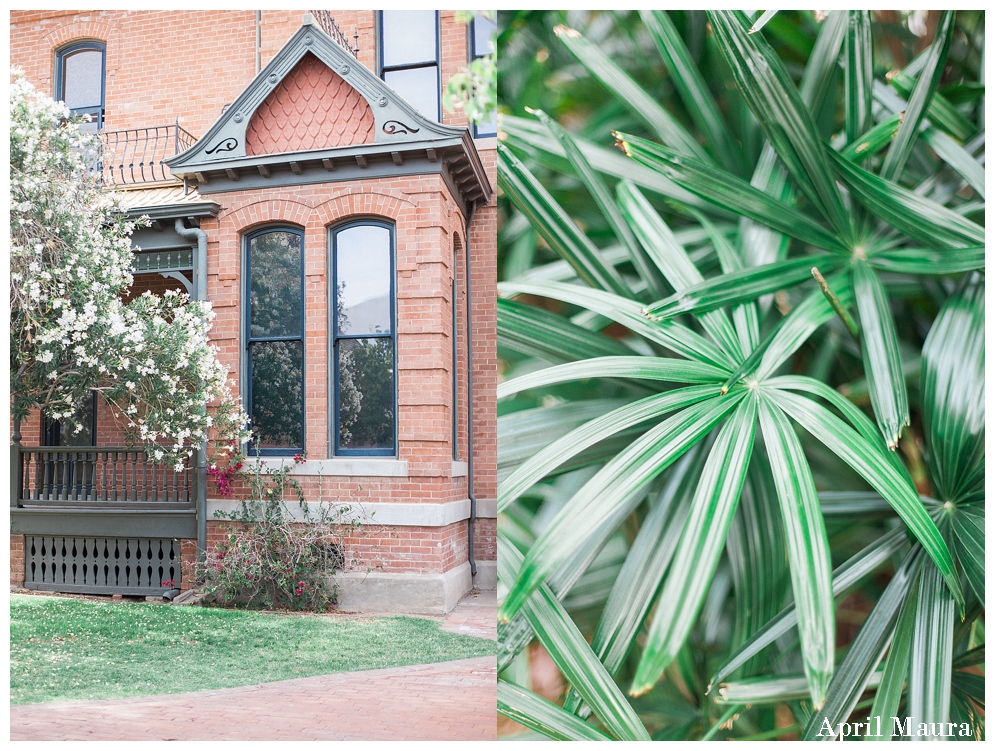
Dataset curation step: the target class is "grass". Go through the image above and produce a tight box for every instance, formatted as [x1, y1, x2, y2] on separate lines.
[10, 594, 497, 705]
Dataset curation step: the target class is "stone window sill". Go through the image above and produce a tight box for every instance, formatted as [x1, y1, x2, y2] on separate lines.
[244, 457, 408, 477]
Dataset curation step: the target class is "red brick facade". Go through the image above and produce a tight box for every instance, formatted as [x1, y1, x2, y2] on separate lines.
[10, 10, 497, 610]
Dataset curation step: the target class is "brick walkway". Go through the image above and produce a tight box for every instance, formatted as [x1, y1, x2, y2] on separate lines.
[10, 593, 497, 742]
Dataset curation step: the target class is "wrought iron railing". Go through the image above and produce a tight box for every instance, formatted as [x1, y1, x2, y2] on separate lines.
[101, 123, 196, 187]
[14, 447, 195, 507]
[310, 10, 360, 58]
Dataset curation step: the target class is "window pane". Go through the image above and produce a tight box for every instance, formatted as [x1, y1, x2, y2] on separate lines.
[62, 49, 103, 110]
[249, 231, 302, 338]
[473, 14, 496, 56]
[475, 113, 497, 137]
[338, 338, 394, 451]
[336, 225, 391, 336]
[382, 10, 437, 67]
[250, 340, 303, 450]
[384, 67, 439, 122]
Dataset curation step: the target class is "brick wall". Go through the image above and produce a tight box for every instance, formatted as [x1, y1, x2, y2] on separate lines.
[10, 535, 26, 588]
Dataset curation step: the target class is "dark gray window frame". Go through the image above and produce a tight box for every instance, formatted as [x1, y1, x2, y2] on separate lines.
[377, 10, 441, 122]
[54, 41, 106, 129]
[329, 219, 398, 457]
[470, 13, 497, 138]
[244, 226, 306, 457]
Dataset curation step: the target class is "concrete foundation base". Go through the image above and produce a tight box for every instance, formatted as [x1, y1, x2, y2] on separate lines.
[472, 560, 497, 591]
[332, 561, 472, 616]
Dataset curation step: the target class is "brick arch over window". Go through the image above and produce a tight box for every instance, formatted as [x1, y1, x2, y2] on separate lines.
[223, 199, 314, 235]
[245, 52, 375, 156]
[315, 189, 412, 227]
[44, 20, 118, 74]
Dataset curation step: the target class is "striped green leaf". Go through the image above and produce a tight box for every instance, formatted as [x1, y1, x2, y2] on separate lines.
[867, 246, 985, 276]
[758, 397, 834, 707]
[907, 560, 956, 738]
[497, 297, 635, 363]
[497, 356, 726, 401]
[497, 680, 612, 741]
[499, 393, 742, 622]
[497, 142, 628, 296]
[852, 259, 909, 448]
[630, 395, 758, 696]
[708, 10, 852, 241]
[828, 148, 985, 247]
[768, 388, 963, 613]
[553, 24, 710, 163]
[616, 133, 849, 254]
[498, 537, 651, 741]
[844, 11, 874, 144]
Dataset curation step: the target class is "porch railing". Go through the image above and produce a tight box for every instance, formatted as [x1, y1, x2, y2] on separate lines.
[101, 123, 197, 187]
[13, 447, 195, 508]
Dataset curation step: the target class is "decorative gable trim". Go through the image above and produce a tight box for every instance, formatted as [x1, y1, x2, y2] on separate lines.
[165, 15, 491, 210]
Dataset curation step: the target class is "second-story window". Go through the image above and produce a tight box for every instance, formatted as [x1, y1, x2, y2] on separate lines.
[55, 42, 105, 133]
[471, 12, 497, 137]
[379, 10, 440, 122]
[331, 222, 396, 456]
[245, 228, 305, 455]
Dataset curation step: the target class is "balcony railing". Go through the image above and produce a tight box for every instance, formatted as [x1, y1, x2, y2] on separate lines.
[309, 10, 359, 58]
[13, 446, 195, 508]
[101, 123, 196, 187]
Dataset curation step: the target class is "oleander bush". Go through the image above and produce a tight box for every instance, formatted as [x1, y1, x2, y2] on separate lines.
[495, 10, 983, 741]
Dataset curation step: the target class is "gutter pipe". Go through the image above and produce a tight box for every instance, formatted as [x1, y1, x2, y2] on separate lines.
[175, 219, 209, 562]
[463, 202, 477, 579]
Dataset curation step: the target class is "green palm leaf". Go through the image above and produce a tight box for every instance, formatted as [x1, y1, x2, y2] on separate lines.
[497, 680, 612, 741]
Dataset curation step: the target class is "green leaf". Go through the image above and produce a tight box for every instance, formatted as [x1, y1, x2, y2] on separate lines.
[564, 446, 705, 717]
[920, 274, 985, 505]
[758, 397, 834, 706]
[921, 127, 986, 200]
[497, 142, 629, 296]
[497, 356, 726, 400]
[828, 148, 985, 247]
[866, 246, 985, 276]
[497, 297, 635, 363]
[710, 525, 908, 690]
[864, 568, 920, 740]
[529, 108, 668, 298]
[499, 385, 718, 512]
[644, 256, 844, 320]
[798, 10, 848, 111]
[767, 388, 963, 614]
[802, 546, 924, 737]
[553, 24, 711, 163]
[756, 272, 853, 381]
[616, 180, 743, 359]
[852, 259, 909, 448]
[738, 143, 792, 273]
[500, 115, 714, 212]
[499, 393, 743, 622]
[616, 133, 849, 254]
[887, 73, 974, 142]
[640, 10, 747, 176]
[499, 280, 737, 371]
[840, 114, 902, 164]
[880, 11, 955, 182]
[498, 537, 651, 741]
[630, 395, 758, 696]
[718, 671, 882, 706]
[844, 11, 874, 144]
[708, 10, 852, 240]
[497, 680, 612, 741]
[907, 560, 956, 736]
[951, 506, 984, 607]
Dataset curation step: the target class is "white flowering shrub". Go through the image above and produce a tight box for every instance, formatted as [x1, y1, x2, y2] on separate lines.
[10, 69, 248, 465]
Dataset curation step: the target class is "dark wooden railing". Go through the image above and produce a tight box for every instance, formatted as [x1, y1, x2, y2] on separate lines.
[13, 447, 195, 508]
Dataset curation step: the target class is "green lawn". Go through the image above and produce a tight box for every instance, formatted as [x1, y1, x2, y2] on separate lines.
[10, 594, 497, 705]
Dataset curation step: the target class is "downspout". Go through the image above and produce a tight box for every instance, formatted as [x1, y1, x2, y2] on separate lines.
[175, 219, 209, 563]
[463, 202, 477, 579]
[255, 11, 261, 75]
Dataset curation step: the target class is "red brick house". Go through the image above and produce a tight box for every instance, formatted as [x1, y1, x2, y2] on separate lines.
[9, 10, 497, 614]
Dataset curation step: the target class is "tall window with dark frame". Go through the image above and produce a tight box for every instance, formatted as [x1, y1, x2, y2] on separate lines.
[470, 12, 497, 137]
[452, 242, 459, 460]
[245, 228, 305, 455]
[55, 42, 106, 133]
[378, 10, 440, 122]
[331, 222, 396, 456]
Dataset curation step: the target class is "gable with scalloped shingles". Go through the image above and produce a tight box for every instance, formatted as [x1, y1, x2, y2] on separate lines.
[246, 53, 374, 155]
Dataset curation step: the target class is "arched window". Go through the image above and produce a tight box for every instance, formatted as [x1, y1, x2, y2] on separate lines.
[55, 42, 106, 132]
[245, 227, 305, 455]
[330, 222, 396, 456]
